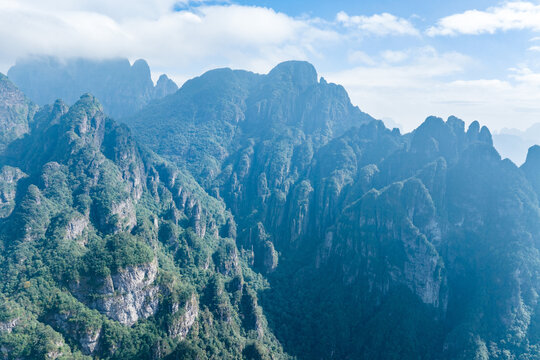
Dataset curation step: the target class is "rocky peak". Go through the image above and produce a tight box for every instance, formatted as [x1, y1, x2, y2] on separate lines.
[154, 74, 178, 98]
[61, 94, 107, 148]
[131, 59, 152, 78]
[411, 116, 457, 160]
[521, 145, 540, 196]
[410, 116, 494, 164]
[446, 115, 465, 134]
[524, 145, 540, 166]
[479, 125, 492, 145]
[266, 60, 318, 91]
[467, 120, 480, 135]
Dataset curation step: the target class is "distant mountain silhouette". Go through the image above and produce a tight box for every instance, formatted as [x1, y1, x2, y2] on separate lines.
[493, 123, 540, 164]
[7, 56, 178, 118]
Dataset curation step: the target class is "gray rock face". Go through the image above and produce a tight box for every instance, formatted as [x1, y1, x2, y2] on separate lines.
[168, 294, 199, 339]
[47, 312, 101, 355]
[154, 74, 179, 99]
[0, 166, 26, 218]
[0, 318, 19, 333]
[110, 199, 137, 233]
[98, 261, 159, 326]
[95, 197, 137, 234]
[401, 220, 446, 308]
[72, 260, 159, 326]
[79, 330, 101, 355]
[328, 178, 447, 310]
[65, 214, 88, 242]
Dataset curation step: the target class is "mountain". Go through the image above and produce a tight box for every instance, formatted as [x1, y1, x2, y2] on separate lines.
[0, 82, 288, 359]
[7, 57, 178, 119]
[125, 62, 540, 359]
[4, 59, 540, 359]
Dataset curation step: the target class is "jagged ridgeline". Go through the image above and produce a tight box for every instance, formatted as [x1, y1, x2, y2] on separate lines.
[7, 57, 178, 119]
[3, 58, 540, 360]
[0, 81, 287, 359]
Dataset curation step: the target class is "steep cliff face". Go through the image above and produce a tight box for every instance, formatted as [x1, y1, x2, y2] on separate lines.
[331, 178, 446, 308]
[0, 166, 26, 218]
[71, 260, 160, 326]
[7, 57, 178, 118]
[167, 294, 199, 340]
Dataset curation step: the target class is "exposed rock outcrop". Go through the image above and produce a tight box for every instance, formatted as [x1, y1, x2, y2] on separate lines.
[71, 260, 159, 326]
[65, 214, 88, 243]
[0, 318, 19, 333]
[168, 294, 199, 339]
[0, 166, 26, 218]
[46, 312, 101, 355]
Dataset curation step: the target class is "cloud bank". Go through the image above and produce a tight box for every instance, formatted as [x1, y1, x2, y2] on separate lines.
[336, 11, 419, 36]
[0, 1, 419, 79]
[427, 1, 540, 36]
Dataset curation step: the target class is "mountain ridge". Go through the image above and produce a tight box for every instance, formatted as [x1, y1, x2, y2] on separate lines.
[2, 59, 540, 359]
[7, 57, 178, 119]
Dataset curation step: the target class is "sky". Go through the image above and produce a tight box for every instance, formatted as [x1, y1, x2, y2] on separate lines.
[3, 1, 540, 132]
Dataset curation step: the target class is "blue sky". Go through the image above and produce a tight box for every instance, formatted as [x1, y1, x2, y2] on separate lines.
[2, 0, 540, 132]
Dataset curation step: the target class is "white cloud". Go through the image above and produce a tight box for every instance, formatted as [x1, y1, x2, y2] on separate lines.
[0, 1, 345, 78]
[3, 0, 191, 21]
[0, 1, 425, 88]
[347, 50, 375, 65]
[428, 1, 540, 36]
[380, 50, 408, 63]
[336, 11, 419, 36]
[323, 47, 540, 132]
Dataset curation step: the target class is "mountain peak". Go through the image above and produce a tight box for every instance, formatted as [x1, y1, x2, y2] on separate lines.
[447, 115, 465, 134]
[155, 74, 178, 98]
[131, 58, 151, 77]
[77, 93, 102, 109]
[525, 145, 540, 166]
[267, 60, 318, 89]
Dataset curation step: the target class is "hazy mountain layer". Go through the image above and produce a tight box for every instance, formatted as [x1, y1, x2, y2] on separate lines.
[493, 124, 540, 165]
[7, 57, 178, 119]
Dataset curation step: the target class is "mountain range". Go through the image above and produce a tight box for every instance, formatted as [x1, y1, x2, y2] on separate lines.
[1, 58, 540, 359]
